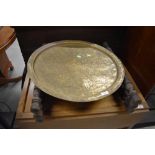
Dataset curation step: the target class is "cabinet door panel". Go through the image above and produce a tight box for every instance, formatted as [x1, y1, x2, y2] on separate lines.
[125, 27, 155, 95]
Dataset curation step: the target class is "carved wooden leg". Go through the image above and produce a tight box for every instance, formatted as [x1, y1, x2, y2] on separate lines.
[0, 50, 22, 86]
[0, 76, 22, 86]
[0, 50, 13, 78]
[10, 61, 14, 71]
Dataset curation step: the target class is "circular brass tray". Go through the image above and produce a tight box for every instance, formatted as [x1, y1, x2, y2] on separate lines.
[27, 40, 124, 102]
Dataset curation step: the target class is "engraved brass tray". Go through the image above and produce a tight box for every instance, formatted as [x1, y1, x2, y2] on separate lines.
[27, 40, 124, 102]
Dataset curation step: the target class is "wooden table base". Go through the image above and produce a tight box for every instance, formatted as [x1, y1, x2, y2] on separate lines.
[0, 27, 22, 86]
[0, 50, 22, 86]
[15, 73, 149, 129]
[0, 49, 13, 78]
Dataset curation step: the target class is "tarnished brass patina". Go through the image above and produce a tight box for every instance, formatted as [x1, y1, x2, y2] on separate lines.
[27, 40, 124, 102]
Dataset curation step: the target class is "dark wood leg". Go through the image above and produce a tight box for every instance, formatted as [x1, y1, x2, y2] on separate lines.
[0, 50, 14, 78]
[10, 62, 14, 71]
[0, 50, 22, 86]
[0, 76, 22, 86]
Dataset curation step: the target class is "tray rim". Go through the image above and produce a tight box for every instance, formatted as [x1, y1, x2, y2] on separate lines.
[27, 40, 125, 102]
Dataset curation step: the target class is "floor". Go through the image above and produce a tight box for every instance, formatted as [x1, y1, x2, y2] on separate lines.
[0, 39, 25, 128]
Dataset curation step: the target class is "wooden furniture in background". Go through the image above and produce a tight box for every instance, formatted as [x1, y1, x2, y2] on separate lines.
[124, 27, 155, 96]
[15, 67, 149, 129]
[0, 26, 22, 85]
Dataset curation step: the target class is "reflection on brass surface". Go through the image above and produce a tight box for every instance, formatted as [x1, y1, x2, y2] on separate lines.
[27, 40, 124, 102]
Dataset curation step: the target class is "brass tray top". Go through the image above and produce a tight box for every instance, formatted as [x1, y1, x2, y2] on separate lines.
[27, 40, 124, 102]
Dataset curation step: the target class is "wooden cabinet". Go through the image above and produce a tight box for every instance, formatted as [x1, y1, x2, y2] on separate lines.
[124, 27, 155, 96]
